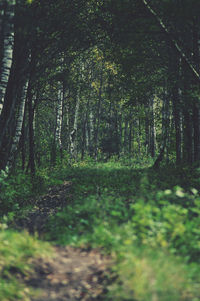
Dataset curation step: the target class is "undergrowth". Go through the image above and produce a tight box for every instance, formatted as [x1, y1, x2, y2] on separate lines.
[46, 160, 200, 301]
[1, 158, 200, 300]
[0, 229, 52, 301]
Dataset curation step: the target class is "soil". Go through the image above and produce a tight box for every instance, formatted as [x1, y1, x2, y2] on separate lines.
[14, 182, 111, 301]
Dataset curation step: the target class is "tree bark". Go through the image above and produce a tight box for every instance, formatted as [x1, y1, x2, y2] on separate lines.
[182, 62, 193, 164]
[51, 83, 64, 165]
[0, 0, 15, 115]
[6, 80, 28, 171]
[192, 19, 200, 162]
[94, 66, 103, 160]
[172, 84, 182, 165]
[27, 92, 36, 174]
[149, 97, 156, 158]
[70, 88, 80, 159]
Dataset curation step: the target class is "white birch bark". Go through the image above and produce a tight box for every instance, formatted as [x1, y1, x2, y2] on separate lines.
[85, 121, 89, 150]
[55, 85, 63, 149]
[70, 89, 80, 158]
[89, 110, 94, 143]
[0, 0, 15, 115]
[6, 80, 28, 170]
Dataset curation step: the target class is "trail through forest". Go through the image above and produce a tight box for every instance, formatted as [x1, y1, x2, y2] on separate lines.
[13, 181, 110, 301]
[1, 163, 200, 301]
[1, 1, 200, 300]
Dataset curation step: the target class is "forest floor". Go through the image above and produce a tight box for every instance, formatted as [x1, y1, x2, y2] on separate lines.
[2, 162, 200, 301]
[13, 181, 111, 301]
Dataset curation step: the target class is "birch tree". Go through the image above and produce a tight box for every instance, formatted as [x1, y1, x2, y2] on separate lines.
[6, 80, 28, 171]
[0, 0, 15, 115]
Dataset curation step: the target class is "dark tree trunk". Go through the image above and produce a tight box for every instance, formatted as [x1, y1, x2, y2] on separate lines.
[94, 66, 103, 160]
[27, 91, 35, 174]
[0, 30, 29, 170]
[182, 61, 193, 165]
[192, 19, 200, 162]
[149, 97, 156, 158]
[172, 85, 182, 165]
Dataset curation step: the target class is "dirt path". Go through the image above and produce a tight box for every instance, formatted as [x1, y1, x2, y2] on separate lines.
[15, 182, 111, 301]
[26, 246, 110, 301]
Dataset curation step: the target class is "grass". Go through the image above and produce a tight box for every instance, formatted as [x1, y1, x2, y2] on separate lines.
[1, 158, 200, 300]
[45, 159, 200, 300]
[0, 229, 53, 301]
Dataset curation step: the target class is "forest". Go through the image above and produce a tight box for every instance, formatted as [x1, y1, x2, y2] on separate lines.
[0, 0, 200, 300]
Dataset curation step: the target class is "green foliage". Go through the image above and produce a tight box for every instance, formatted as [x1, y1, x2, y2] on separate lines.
[0, 229, 52, 301]
[108, 248, 200, 301]
[1, 161, 200, 300]
[45, 162, 200, 300]
[131, 187, 200, 261]
[0, 170, 31, 215]
[0, 167, 64, 217]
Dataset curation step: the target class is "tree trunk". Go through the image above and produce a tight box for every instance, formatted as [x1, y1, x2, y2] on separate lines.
[89, 110, 94, 156]
[136, 117, 141, 157]
[51, 84, 64, 165]
[94, 65, 103, 160]
[27, 93, 36, 174]
[172, 84, 182, 164]
[55, 85, 63, 156]
[123, 119, 128, 154]
[144, 102, 150, 155]
[0, 28, 30, 171]
[6, 80, 28, 171]
[70, 89, 80, 159]
[0, 0, 15, 115]
[192, 19, 200, 162]
[128, 120, 133, 155]
[149, 97, 156, 158]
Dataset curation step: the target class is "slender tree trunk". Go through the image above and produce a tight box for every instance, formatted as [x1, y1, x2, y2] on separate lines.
[182, 61, 193, 164]
[172, 85, 182, 165]
[81, 99, 90, 159]
[153, 86, 170, 169]
[6, 80, 28, 171]
[27, 93, 36, 174]
[70, 89, 80, 159]
[114, 103, 120, 157]
[89, 109, 94, 156]
[192, 19, 200, 162]
[0, 0, 15, 115]
[51, 84, 64, 165]
[145, 102, 150, 155]
[85, 120, 89, 152]
[19, 100, 28, 171]
[94, 65, 103, 160]
[136, 117, 141, 157]
[124, 119, 128, 154]
[149, 97, 156, 158]
[128, 121, 132, 155]
[81, 116, 87, 160]
[65, 90, 70, 152]
[55, 85, 63, 157]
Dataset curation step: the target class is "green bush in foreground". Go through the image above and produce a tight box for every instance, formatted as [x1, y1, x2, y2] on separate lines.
[108, 248, 200, 301]
[45, 162, 200, 301]
[0, 229, 52, 301]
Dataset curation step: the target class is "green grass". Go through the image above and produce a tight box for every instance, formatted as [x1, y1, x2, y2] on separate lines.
[0, 229, 52, 301]
[45, 160, 200, 300]
[1, 158, 200, 300]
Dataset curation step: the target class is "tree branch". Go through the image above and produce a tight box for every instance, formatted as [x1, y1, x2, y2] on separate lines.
[141, 0, 200, 82]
